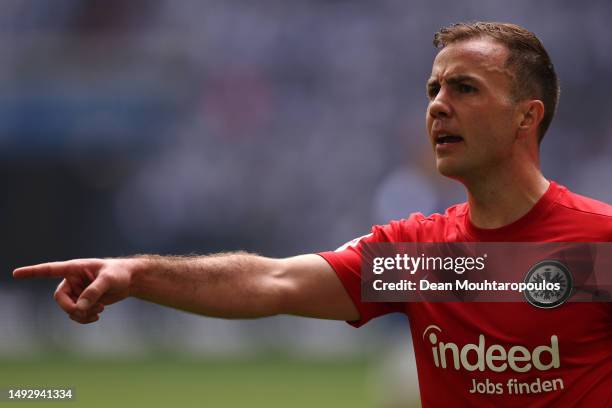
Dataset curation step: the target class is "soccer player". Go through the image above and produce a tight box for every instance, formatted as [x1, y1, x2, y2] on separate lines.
[13, 22, 612, 406]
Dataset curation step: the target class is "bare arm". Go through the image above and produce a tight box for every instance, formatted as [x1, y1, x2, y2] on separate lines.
[12, 252, 359, 324]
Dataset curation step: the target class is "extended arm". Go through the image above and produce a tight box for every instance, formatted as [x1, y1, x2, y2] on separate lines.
[12, 253, 359, 324]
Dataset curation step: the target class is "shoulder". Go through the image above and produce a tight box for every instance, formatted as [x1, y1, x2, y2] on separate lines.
[333, 204, 467, 250]
[549, 183, 612, 241]
[555, 184, 612, 218]
[373, 202, 468, 242]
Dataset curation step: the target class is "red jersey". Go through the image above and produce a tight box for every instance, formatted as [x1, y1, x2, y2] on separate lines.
[319, 181, 612, 407]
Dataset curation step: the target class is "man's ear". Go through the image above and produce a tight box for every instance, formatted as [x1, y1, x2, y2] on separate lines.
[518, 99, 545, 133]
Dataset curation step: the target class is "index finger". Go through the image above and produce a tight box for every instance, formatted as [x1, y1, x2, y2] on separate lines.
[13, 259, 101, 279]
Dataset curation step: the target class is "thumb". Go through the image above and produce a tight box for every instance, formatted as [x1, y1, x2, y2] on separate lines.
[76, 276, 110, 311]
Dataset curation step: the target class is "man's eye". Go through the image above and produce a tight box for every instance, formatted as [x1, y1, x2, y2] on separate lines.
[427, 86, 440, 98]
[458, 84, 476, 93]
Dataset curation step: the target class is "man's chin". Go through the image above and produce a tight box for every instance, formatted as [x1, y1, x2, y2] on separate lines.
[435, 159, 466, 179]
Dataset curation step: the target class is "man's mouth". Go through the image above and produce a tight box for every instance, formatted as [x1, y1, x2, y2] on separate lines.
[436, 134, 464, 145]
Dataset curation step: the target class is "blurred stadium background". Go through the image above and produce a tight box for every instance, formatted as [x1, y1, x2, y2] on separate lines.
[2, 1, 611, 407]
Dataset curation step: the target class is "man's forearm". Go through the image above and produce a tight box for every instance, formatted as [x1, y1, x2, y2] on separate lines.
[127, 252, 288, 318]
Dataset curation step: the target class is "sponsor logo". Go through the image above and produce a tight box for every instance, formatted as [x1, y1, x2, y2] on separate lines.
[523, 260, 572, 309]
[422, 325, 560, 373]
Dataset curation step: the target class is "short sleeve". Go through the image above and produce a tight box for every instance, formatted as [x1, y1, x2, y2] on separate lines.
[318, 220, 412, 327]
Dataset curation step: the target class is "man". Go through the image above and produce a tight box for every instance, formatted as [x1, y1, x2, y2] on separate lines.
[14, 22, 612, 406]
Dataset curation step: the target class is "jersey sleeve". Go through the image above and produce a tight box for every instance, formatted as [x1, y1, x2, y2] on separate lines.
[318, 219, 416, 327]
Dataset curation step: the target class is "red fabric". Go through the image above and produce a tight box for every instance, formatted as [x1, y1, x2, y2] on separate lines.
[319, 181, 612, 407]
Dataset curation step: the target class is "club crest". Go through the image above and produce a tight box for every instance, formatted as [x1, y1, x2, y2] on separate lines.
[523, 260, 573, 309]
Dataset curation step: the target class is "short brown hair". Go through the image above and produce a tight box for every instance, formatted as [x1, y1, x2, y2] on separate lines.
[433, 22, 560, 143]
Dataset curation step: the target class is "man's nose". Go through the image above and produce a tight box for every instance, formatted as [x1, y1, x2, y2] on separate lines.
[428, 91, 452, 119]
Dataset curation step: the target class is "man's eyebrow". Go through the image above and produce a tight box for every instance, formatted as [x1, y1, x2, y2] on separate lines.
[445, 74, 479, 85]
[427, 74, 479, 87]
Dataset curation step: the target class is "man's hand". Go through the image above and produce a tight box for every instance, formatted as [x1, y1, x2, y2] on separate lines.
[13, 259, 134, 324]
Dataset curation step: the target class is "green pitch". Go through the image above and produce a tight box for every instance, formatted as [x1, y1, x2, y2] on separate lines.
[0, 355, 372, 408]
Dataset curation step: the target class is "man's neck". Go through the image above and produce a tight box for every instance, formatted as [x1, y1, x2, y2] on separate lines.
[464, 166, 550, 229]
